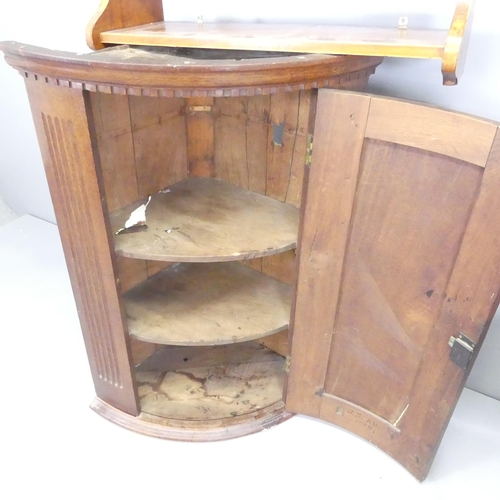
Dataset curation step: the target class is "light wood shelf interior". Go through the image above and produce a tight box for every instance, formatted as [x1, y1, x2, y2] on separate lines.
[124, 262, 292, 345]
[102, 22, 449, 58]
[111, 178, 299, 262]
[136, 341, 286, 421]
[96, 1, 473, 85]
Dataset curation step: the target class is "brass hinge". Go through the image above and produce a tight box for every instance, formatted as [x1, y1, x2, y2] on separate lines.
[448, 333, 476, 369]
[285, 356, 291, 373]
[305, 134, 313, 167]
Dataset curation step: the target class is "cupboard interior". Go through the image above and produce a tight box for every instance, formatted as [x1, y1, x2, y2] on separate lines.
[89, 89, 311, 426]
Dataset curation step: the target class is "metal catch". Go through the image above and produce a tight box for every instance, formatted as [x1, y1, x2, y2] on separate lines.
[448, 333, 476, 369]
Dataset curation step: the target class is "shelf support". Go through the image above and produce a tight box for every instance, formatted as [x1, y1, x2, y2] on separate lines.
[442, 1, 474, 85]
[86, 0, 164, 50]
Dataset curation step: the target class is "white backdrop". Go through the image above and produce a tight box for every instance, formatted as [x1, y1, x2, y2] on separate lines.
[0, 0, 498, 399]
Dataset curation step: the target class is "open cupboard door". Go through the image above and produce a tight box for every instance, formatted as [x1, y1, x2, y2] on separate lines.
[286, 90, 500, 480]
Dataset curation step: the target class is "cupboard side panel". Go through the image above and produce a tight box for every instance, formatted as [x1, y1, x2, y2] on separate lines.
[25, 80, 139, 415]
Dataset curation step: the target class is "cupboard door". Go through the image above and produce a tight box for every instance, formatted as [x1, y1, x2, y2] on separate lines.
[286, 90, 500, 480]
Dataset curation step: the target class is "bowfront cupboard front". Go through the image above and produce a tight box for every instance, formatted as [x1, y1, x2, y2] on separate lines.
[2, 41, 500, 482]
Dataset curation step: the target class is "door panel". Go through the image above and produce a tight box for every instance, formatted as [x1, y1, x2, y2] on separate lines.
[287, 90, 500, 480]
[324, 140, 482, 423]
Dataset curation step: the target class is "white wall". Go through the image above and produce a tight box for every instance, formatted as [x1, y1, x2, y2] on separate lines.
[0, 0, 498, 399]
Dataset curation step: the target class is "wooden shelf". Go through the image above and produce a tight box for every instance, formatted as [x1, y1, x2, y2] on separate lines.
[135, 341, 286, 421]
[95, 1, 473, 85]
[102, 22, 449, 58]
[111, 178, 299, 262]
[123, 262, 292, 345]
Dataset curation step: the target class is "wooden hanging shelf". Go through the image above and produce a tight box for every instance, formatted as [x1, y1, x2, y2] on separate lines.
[87, 1, 474, 85]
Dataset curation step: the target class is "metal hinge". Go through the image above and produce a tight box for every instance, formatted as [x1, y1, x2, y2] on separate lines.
[305, 134, 313, 167]
[448, 333, 476, 369]
[285, 356, 291, 373]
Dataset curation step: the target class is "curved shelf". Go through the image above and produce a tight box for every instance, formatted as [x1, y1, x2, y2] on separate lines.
[123, 262, 292, 345]
[111, 178, 299, 262]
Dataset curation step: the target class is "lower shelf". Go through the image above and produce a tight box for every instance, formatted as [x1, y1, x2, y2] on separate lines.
[91, 342, 292, 441]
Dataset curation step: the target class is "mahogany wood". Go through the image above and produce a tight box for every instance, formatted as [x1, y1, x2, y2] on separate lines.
[286, 91, 371, 416]
[0, 43, 378, 443]
[287, 90, 500, 481]
[365, 96, 496, 167]
[91, 398, 292, 441]
[23, 79, 139, 415]
[0, 42, 382, 97]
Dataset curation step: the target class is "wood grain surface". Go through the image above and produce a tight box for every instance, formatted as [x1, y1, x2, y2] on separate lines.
[111, 178, 299, 262]
[101, 22, 449, 57]
[365, 96, 496, 167]
[123, 262, 291, 345]
[86, 0, 164, 50]
[24, 79, 139, 415]
[287, 89, 500, 481]
[286, 90, 371, 416]
[96, 0, 471, 87]
[0, 41, 382, 97]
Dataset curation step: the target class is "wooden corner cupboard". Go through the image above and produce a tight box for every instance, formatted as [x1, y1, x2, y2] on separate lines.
[1, 3, 498, 481]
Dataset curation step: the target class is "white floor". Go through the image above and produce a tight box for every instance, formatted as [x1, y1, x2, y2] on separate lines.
[1, 215, 499, 499]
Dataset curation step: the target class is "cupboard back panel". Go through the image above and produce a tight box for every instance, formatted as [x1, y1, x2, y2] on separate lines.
[90, 93, 188, 290]
[213, 92, 311, 289]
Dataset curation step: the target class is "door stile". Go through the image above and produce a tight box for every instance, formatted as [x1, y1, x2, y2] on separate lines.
[285, 91, 371, 416]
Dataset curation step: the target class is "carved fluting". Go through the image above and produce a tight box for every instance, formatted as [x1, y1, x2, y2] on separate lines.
[22, 68, 375, 98]
[42, 113, 122, 388]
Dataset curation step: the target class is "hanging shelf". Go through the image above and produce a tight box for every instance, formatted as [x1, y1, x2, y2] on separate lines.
[87, 1, 474, 85]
